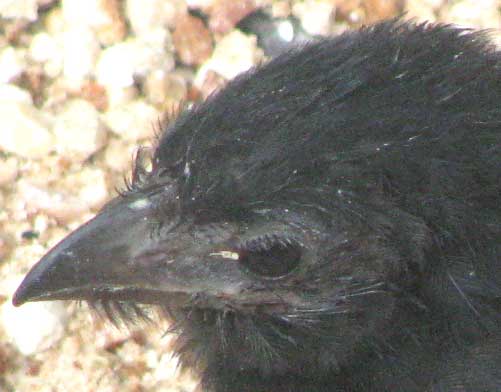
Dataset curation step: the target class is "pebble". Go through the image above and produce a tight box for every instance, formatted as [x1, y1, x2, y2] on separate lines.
[0, 102, 54, 159]
[33, 214, 50, 234]
[0, 233, 13, 260]
[195, 30, 263, 84]
[271, 1, 292, 18]
[29, 32, 58, 62]
[173, 14, 213, 66]
[96, 41, 142, 88]
[292, 0, 336, 36]
[95, 0, 127, 46]
[1, 276, 68, 355]
[61, 0, 127, 45]
[104, 85, 138, 109]
[0, 157, 19, 186]
[29, 32, 63, 78]
[0, 84, 33, 104]
[96, 32, 175, 92]
[363, 0, 401, 23]
[208, 0, 258, 34]
[104, 100, 161, 142]
[66, 168, 109, 210]
[186, 0, 215, 9]
[61, 0, 103, 26]
[53, 99, 108, 162]
[194, 69, 227, 99]
[61, 26, 100, 88]
[153, 352, 181, 381]
[79, 80, 109, 111]
[104, 137, 138, 173]
[0, 0, 38, 21]
[0, 47, 27, 84]
[16, 180, 91, 223]
[441, 0, 501, 29]
[2, 300, 68, 355]
[125, 0, 187, 36]
[405, 0, 438, 22]
[44, 6, 65, 36]
[144, 70, 188, 109]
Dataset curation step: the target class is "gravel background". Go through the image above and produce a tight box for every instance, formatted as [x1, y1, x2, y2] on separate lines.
[0, 0, 499, 391]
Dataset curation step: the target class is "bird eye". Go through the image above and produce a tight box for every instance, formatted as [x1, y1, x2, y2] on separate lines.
[238, 235, 302, 278]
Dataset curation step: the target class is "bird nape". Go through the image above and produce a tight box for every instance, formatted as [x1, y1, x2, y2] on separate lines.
[12, 20, 501, 392]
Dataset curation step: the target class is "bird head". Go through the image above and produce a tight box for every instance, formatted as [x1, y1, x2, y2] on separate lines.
[12, 101, 428, 381]
[15, 21, 475, 387]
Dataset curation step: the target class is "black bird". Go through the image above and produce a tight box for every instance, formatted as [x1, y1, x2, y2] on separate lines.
[13, 21, 501, 391]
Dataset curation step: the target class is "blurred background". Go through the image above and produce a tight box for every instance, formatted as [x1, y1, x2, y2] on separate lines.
[0, 0, 499, 391]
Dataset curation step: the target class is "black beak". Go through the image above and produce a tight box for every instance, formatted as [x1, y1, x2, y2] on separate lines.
[12, 189, 174, 307]
[13, 185, 248, 309]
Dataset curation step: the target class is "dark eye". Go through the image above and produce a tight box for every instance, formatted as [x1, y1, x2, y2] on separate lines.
[238, 235, 302, 278]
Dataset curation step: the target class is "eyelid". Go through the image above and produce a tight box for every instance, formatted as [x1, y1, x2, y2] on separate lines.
[240, 233, 301, 252]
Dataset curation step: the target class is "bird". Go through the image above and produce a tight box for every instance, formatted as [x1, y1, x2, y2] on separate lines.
[12, 20, 501, 391]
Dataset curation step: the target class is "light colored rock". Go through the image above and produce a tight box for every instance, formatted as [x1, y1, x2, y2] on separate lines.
[138, 27, 174, 54]
[0, 47, 27, 83]
[186, 0, 215, 8]
[153, 351, 182, 381]
[105, 85, 138, 108]
[271, 1, 292, 18]
[29, 32, 63, 78]
[2, 276, 68, 355]
[43, 78, 71, 109]
[66, 167, 109, 210]
[144, 70, 188, 108]
[0, 102, 54, 159]
[44, 6, 65, 36]
[95, 43, 135, 89]
[404, 0, 437, 23]
[53, 99, 107, 161]
[104, 100, 160, 142]
[2, 300, 68, 355]
[33, 213, 50, 234]
[29, 32, 58, 62]
[96, 28, 173, 107]
[62, 0, 101, 25]
[16, 180, 90, 223]
[95, 0, 127, 46]
[207, 0, 258, 34]
[96, 31, 174, 90]
[173, 13, 213, 66]
[0, 232, 12, 260]
[0, 156, 19, 186]
[0, 0, 38, 21]
[196, 69, 227, 98]
[62, 26, 100, 88]
[125, 0, 187, 36]
[195, 30, 263, 85]
[292, 0, 336, 36]
[104, 137, 137, 172]
[440, 0, 500, 29]
[0, 84, 33, 104]
[61, 0, 126, 45]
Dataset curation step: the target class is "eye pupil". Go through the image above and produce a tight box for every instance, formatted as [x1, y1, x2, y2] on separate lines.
[239, 237, 301, 278]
